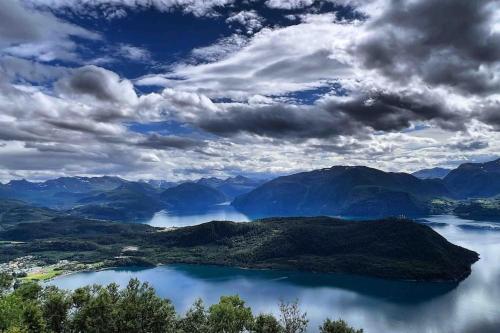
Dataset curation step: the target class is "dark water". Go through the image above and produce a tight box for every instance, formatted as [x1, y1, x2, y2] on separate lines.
[50, 215, 500, 333]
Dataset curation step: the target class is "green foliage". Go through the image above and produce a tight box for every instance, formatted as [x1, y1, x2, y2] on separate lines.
[13, 282, 42, 301]
[208, 295, 254, 333]
[0, 278, 366, 333]
[70, 284, 120, 333]
[0, 294, 24, 331]
[114, 279, 176, 333]
[69, 279, 176, 333]
[22, 301, 46, 333]
[279, 300, 308, 333]
[0, 216, 478, 282]
[41, 287, 70, 333]
[0, 272, 13, 294]
[253, 313, 282, 333]
[178, 298, 208, 333]
[454, 199, 500, 221]
[319, 319, 364, 333]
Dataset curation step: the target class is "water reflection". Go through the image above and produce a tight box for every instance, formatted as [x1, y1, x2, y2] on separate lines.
[50, 215, 500, 333]
[145, 205, 250, 227]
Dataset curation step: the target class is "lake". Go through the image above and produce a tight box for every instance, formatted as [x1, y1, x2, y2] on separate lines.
[145, 205, 250, 227]
[50, 215, 500, 333]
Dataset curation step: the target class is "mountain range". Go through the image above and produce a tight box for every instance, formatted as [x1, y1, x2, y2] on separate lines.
[0, 175, 263, 221]
[234, 158, 500, 218]
[0, 158, 499, 220]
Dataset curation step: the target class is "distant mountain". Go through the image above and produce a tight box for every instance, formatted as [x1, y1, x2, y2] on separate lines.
[2, 158, 500, 221]
[233, 166, 450, 218]
[412, 167, 451, 179]
[0, 176, 127, 209]
[444, 158, 500, 198]
[197, 175, 265, 200]
[0, 199, 58, 229]
[160, 182, 226, 212]
[70, 182, 164, 222]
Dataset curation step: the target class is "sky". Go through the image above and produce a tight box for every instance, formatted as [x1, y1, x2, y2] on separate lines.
[0, 0, 500, 182]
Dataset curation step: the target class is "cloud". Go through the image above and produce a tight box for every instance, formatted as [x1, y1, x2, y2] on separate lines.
[117, 44, 151, 62]
[320, 90, 464, 133]
[137, 20, 356, 99]
[56, 65, 138, 105]
[226, 10, 264, 34]
[22, 0, 235, 17]
[265, 0, 315, 10]
[197, 103, 341, 139]
[189, 34, 248, 64]
[134, 0, 500, 140]
[2, 0, 500, 181]
[0, 0, 99, 61]
[355, 0, 500, 95]
[448, 140, 489, 152]
[137, 133, 207, 150]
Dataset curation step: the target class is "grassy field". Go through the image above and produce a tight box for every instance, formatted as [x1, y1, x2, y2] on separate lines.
[24, 268, 63, 281]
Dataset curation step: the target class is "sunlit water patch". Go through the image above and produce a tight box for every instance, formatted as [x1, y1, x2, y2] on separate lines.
[145, 205, 250, 227]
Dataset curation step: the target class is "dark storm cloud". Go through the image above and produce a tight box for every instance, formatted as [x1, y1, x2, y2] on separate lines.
[197, 103, 350, 139]
[357, 0, 500, 95]
[322, 91, 463, 132]
[480, 102, 500, 129]
[137, 133, 207, 150]
[197, 90, 463, 139]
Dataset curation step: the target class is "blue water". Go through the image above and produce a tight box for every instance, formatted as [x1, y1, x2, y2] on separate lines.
[50, 215, 500, 333]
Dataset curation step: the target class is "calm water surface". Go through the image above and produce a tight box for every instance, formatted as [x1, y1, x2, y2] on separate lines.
[145, 205, 250, 227]
[50, 215, 500, 333]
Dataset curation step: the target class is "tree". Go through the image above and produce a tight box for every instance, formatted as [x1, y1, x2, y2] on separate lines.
[115, 279, 176, 333]
[0, 273, 13, 295]
[0, 294, 24, 331]
[319, 319, 364, 333]
[22, 301, 46, 333]
[13, 282, 42, 302]
[278, 300, 308, 333]
[178, 298, 208, 333]
[70, 284, 120, 333]
[253, 313, 281, 333]
[208, 295, 253, 333]
[41, 287, 70, 333]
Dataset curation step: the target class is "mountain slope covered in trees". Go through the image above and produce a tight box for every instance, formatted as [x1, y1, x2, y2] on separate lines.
[233, 166, 450, 218]
[0, 215, 478, 282]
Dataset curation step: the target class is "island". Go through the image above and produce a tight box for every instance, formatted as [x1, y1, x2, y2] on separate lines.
[0, 215, 478, 282]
